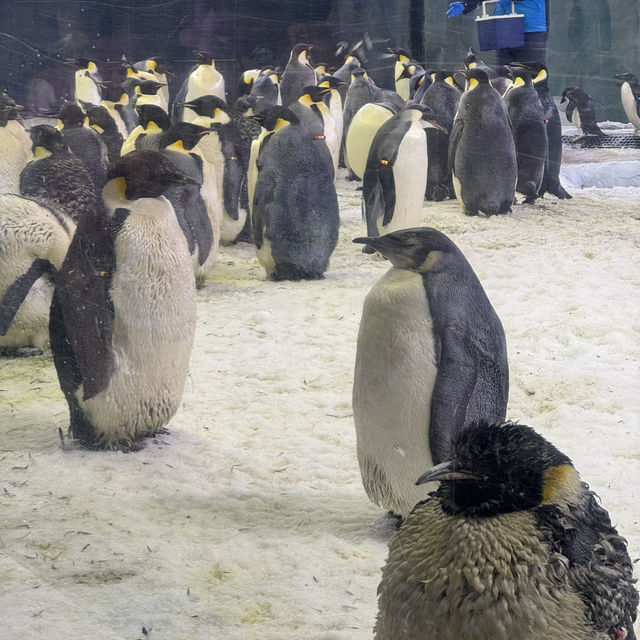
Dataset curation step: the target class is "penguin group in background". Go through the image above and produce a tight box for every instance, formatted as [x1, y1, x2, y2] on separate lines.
[251, 106, 339, 281]
[0, 194, 74, 353]
[616, 72, 640, 135]
[464, 47, 512, 96]
[280, 44, 316, 106]
[250, 68, 282, 110]
[503, 69, 548, 203]
[352, 228, 509, 518]
[362, 105, 444, 248]
[0, 92, 32, 194]
[561, 87, 606, 139]
[159, 122, 216, 287]
[449, 68, 517, 216]
[20, 124, 98, 224]
[95, 81, 133, 140]
[375, 421, 638, 640]
[58, 102, 109, 190]
[420, 70, 461, 201]
[50, 150, 197, 450]
[86, 104, 124, 167]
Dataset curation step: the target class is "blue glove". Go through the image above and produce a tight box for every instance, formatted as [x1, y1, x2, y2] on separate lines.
[446, 2, 465, 17]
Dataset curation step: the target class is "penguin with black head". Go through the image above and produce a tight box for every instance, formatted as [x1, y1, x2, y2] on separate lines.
[376, 421, 639, 640]
[352, 228, 509, 518]
[280, 44, 316, 106]
[85, 104, 123, 168]
[561, 87, 606, 139]
[174, 50, 226, 122]
[50, 150, 197, 450]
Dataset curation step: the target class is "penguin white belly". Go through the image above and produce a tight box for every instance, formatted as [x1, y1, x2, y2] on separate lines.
[572, 109, 582, 132]
[183, 67, 225, 123]
[379, 126, 427, 235]
[621, 83, 640, 133]
[75, 70, 101, 106]
[346, 105, 394, 180]
[255, 229, 276, 278]
[353, 268, 438, 517]
[396, 76, 410, 102]
[78, 197, 196, 444]
[103, 103, 129, 140]
[247, 137, 261, 215]
[0, 125, 32, 193]
[321, 109, 340, 181]
[195, 151, 222, 269]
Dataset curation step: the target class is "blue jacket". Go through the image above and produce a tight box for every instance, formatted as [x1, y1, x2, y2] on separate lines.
[463, 0, 548, 33]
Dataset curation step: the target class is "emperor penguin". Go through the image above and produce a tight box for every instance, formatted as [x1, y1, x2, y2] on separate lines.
[515, 62, 572, 200]
[345, 101, 399, 182]
[503, 69, 548, 203]
[133, 57, 171, 112]
[388, 49, 416, 101]
[19, 124, 98, 224]
[58, 102, 109, 190]
[121, 104, 172, 155]
[449, 68, 517, 216]
[615, 72, 640, 135]
[352, 227, 509, 518]
[376, 421, 639, 640]
[362, 105, 445, 248]
[333, 54, 362, 105]
[174, 50, 226, 122]
[280, 44, 316, 106]
[49, 150, 197, 450]
[159, 122, 217, 287]
[0, 92, 32, 194]
[85, 104, 124, 167]
[317, 76, 345, 161]
[420, 71, 461, 201]
[463, 47, 512, 96]
[132, 80, 168, 112]
[0, 194, 74, 353]
[97, 82, 134, 140]
[560, 87, 606, 138]
[250, 68, 282, 110]
[73, 58, 103, 106]
[239, 68, 261, 96]
[251, 106, 339, 281]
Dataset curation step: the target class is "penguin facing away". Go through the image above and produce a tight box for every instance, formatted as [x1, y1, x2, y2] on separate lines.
[375, 421, 639, 640]
[502, 70, 548, 203]
[615, 72, 640, 135]
[50, 150, 197, 450]
[449, 68, 517, 216]
[252, 106, 339, 281]
[560, 87, 606, 138]
[352, 228, 509, 518]
[362, 105, 445, 248]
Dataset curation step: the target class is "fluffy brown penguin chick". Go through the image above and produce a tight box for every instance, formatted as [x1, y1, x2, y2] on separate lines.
[375, 421, 638, 640]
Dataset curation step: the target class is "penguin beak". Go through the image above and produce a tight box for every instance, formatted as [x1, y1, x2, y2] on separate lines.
[353, 234, 404, 259]
[415, 461, 479, 486]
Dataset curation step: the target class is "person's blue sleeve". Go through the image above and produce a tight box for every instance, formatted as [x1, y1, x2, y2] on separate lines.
[446, 2, 465, 17]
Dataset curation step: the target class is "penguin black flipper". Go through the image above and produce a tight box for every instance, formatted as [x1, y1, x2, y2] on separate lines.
[565, 102, 576, 124]
[0, 259, 53, 335]
[363, 171, 386, 239]
[536, 490, 639, 639]
[447, 118, 463, 177]
[379, 163, 397, 227]
[52, 207, 118, 401]
[222, 141, 243, 222]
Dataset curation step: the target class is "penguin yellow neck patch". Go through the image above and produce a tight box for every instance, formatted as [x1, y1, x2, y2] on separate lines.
[109, 176, 128, 200]
[534, 69, 548, 83]
[273, 118, 291, 133]
[468, 78, 479, 90]
[542, 464, 579, 503]
[34, 146, 52, 160]
[445, 76, 455, 87]
[91, 124, 104, 134]
[299, 94, 314, 107]
[512, 76, 525, 89]
[166, 140, 187, 153]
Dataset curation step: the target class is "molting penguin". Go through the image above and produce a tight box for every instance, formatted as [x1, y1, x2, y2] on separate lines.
[362, 105, 445, 249]
[616, 72, 640, 135]
[0, 194, 74, 353]
[449, 68, 517, 216]
[159, 122, 217, 287]
[279, 44, 316, 107]
[561, 87, 606, 138]
[352, 228, 509, 518]
[252, 106, 339, 281]
[502, 69, 548, 203]
[174, 50, 226, 122]
[420, 70, 461, 201]
[20, 124, 98, 224]
[0, 92, 32, 194]
[49, 150, 197, 450]
[58, 102, 109, 190]
[375, 421, 639, 640]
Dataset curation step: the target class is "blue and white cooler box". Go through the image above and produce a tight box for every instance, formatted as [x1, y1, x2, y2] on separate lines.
[476, 0, 524, 51]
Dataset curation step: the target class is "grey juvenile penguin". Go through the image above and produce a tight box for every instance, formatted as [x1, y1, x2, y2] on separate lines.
[376, 421, 638, 640]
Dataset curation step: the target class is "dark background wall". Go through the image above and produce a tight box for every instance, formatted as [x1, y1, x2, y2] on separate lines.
[1, 0, 638, 121]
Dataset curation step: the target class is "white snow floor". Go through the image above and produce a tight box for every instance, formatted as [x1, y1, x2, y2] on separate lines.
[1, 154, 639, 639]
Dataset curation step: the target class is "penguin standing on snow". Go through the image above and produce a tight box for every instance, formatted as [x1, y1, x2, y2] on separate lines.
[561, 87, 606, 138]
[420, 70, 461, 201]
[0, 92, 32, 194]
[376, 421, 639, 640]
[503, 69, 548, 203]
[616, 72, 640, 135]
[50, 150, 197, 450]
[449, 68, 517, 216]
[159, 122, 216, 287]
[362, 105, 445, 248]
[252, 106, 339, 281]
[280, 44, 316, 106]
[0, 194, 74, 353]
[58, 102, 109, 190]
[352, 227, 509, 518]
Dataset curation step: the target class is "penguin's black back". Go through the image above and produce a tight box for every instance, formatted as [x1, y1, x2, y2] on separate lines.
[61, 126, 109, 190]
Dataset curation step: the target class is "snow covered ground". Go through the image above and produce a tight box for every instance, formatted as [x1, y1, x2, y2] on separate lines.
[1, 146, 639, 639]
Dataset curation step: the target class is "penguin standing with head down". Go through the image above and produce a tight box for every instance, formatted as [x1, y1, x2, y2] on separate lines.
[449, 68, 517, 216]
[376, 421, 639, 640]
[352, 227, 509, 518]
[50, 150, 197, 450]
